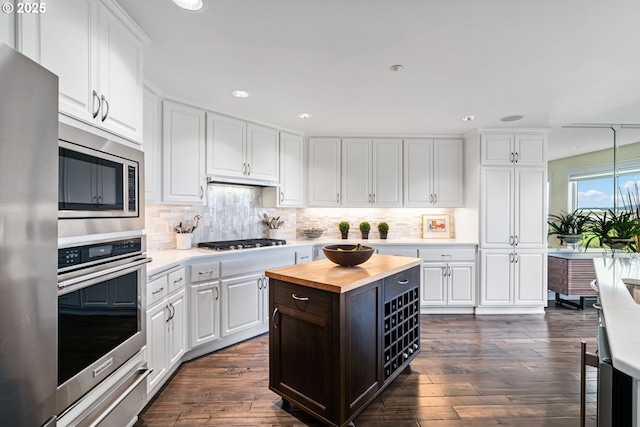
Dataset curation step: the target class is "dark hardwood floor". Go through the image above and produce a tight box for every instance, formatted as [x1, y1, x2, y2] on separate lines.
[135, 304, 599, 426]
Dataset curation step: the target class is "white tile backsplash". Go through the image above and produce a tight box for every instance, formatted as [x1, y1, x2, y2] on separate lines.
[145, 185, 459, 251]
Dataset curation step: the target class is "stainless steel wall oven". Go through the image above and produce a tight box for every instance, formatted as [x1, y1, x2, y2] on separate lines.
[58, 123, 144, 238]
[57, 236, 150, 415]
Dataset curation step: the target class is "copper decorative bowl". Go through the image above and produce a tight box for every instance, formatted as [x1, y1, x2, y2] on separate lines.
[322, 244, 374, 267]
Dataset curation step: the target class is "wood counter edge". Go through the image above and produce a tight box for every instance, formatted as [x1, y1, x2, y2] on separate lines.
[265, 254, 422, 294]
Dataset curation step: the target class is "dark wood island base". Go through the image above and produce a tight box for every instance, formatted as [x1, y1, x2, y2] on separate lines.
[265, 255, 422, 427]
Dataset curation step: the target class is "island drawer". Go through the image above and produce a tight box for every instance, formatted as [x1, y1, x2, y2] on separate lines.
[384, 266, 420, 301]
[272, 280, 334, 318]
[190, 261, 220, 282]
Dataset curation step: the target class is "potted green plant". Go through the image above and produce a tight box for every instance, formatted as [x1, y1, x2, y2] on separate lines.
[339, 221, 350, 239]
[547, 209, 591, 246]
[359, 221, 371, 239]
[584, 209, 640, 251]
[378, 222, 389, 239]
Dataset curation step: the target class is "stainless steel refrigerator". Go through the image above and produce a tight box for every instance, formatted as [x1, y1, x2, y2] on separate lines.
[0, 42, 59, 426]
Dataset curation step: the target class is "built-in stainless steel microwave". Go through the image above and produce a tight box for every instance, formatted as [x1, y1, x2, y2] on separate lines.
[58, 123, 144, 238]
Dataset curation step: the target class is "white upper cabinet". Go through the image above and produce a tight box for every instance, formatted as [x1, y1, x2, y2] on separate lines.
[205, 114, 279, 183]
[246, 124, 279, 182]
[481, 167, 546, 248]
[308, 137, 341, 207]
[0, 1, 15, 48]
[264, 132, 305, 207]
[404, 138, 464, 207]
[37, 0, 146, 143]
[143, 86, 161, 202]
[341, 138, 372, 206]
[481, 134, 546, 166]
[162, 100, 206, 204]
[341, 138, 402, 207]
[205, 112, 246, 179]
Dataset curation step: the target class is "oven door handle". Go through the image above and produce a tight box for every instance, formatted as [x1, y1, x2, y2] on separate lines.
[58, 257, 152, 292]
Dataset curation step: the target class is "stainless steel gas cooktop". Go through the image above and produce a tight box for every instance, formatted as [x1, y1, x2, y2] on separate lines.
[197, 238, 287, 251]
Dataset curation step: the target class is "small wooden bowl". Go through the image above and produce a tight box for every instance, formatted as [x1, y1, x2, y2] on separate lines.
[322, 244, 374, 267]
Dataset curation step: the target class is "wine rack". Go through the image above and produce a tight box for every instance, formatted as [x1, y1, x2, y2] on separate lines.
[383, 285, 420, 380]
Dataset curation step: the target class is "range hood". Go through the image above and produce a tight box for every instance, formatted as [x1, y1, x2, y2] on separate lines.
[206, 176, 280, 187]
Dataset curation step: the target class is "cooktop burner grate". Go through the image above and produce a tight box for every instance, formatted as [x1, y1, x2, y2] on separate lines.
[197, 238, 287, 251]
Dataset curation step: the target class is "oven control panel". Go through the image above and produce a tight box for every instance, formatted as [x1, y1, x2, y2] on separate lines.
[58, 238, 143, 269]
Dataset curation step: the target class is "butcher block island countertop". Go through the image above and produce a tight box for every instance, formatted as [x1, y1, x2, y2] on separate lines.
[266, 254, 422, 427]
[265, 254, 422, 293]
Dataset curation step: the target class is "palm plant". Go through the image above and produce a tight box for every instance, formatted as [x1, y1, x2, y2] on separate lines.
[584, 209, 640, 251]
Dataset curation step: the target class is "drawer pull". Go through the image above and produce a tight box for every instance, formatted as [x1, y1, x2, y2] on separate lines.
[198, 270, 214, 275]
[152, 287, 164, 295]
[173, 277, 183, 284]
[291, 294, 309, 301]
[272, 308, 279, 328]
[397, 279, 409, 285]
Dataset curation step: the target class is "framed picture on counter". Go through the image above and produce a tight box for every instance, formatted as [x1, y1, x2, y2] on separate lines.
[422, 214, 451, 238]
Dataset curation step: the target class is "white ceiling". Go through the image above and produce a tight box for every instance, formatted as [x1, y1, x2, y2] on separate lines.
[117, 0, 640, 160]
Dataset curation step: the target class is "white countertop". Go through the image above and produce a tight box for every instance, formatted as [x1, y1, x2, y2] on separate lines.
[145, 238, 478, 276]
[548, 248, 632, 260]
[593, 257, 640, 379]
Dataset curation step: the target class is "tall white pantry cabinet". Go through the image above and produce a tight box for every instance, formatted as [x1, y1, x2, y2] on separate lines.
[466, 131, 549, 314]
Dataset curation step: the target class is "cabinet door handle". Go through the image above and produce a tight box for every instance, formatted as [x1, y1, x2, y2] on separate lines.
[173, 277, 183, 285]
[100, 95, 109, 121]
[509, 253, 513, 263]
[372, 193, 376, 203]
[168, 302, 175, 321]
[514, 253, 519, 263]
[280, 191, 284, 203]
[510, 152, 515, 163]
[368, 194, 371, 203]
[429, 194, 433, 204]
[442, 267, 447, 277]
[247, 164, 251, 175]
[243, 163, 247, 175]
[199, 185, 204, 199]
[215, 286, 219, 300]
[152, 287, 164, 295]
[272, 307, 279, 328]
[262, 277, 268, 290]
[397, 279, 409, 285]
[515, 152, 519, 163]
[165, 304, 171, 323]
[291, 293, 309, 301]
[198, 270, 214, 276]
[433, 194, 437, 204]
[92, 90, 100, 118]
[258, 277, 263, 290]
[514, 235, 519, 246]
[336, 193, 340, 203]
[448, 266, 452, 276]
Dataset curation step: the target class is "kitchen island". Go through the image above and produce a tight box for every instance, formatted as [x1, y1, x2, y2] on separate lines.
[265, 254, 422, 427]
[592, 257, 640, 425]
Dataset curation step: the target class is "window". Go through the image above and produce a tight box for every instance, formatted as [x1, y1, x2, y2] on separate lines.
[568, 160, 640, 211]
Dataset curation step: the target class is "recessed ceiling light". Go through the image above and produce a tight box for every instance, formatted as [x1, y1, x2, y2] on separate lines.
[462, 115, 477, 121]
[232, 90, 250, 98]
[389, 64, 404, 72]
[171, 0, 205, 11]
[569, 145, 580, 150]
[298, 113, 312, 119]
[500, 115, 524, 122]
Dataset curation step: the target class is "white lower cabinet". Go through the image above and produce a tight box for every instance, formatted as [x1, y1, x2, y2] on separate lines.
[189, 261, 221, 348]
[479, 249, 546, 310]
[221, 273, 263, 336]
[421, 263, 475, 307]
[146, 267, 186, 398]
[419, 246, 476, 310]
